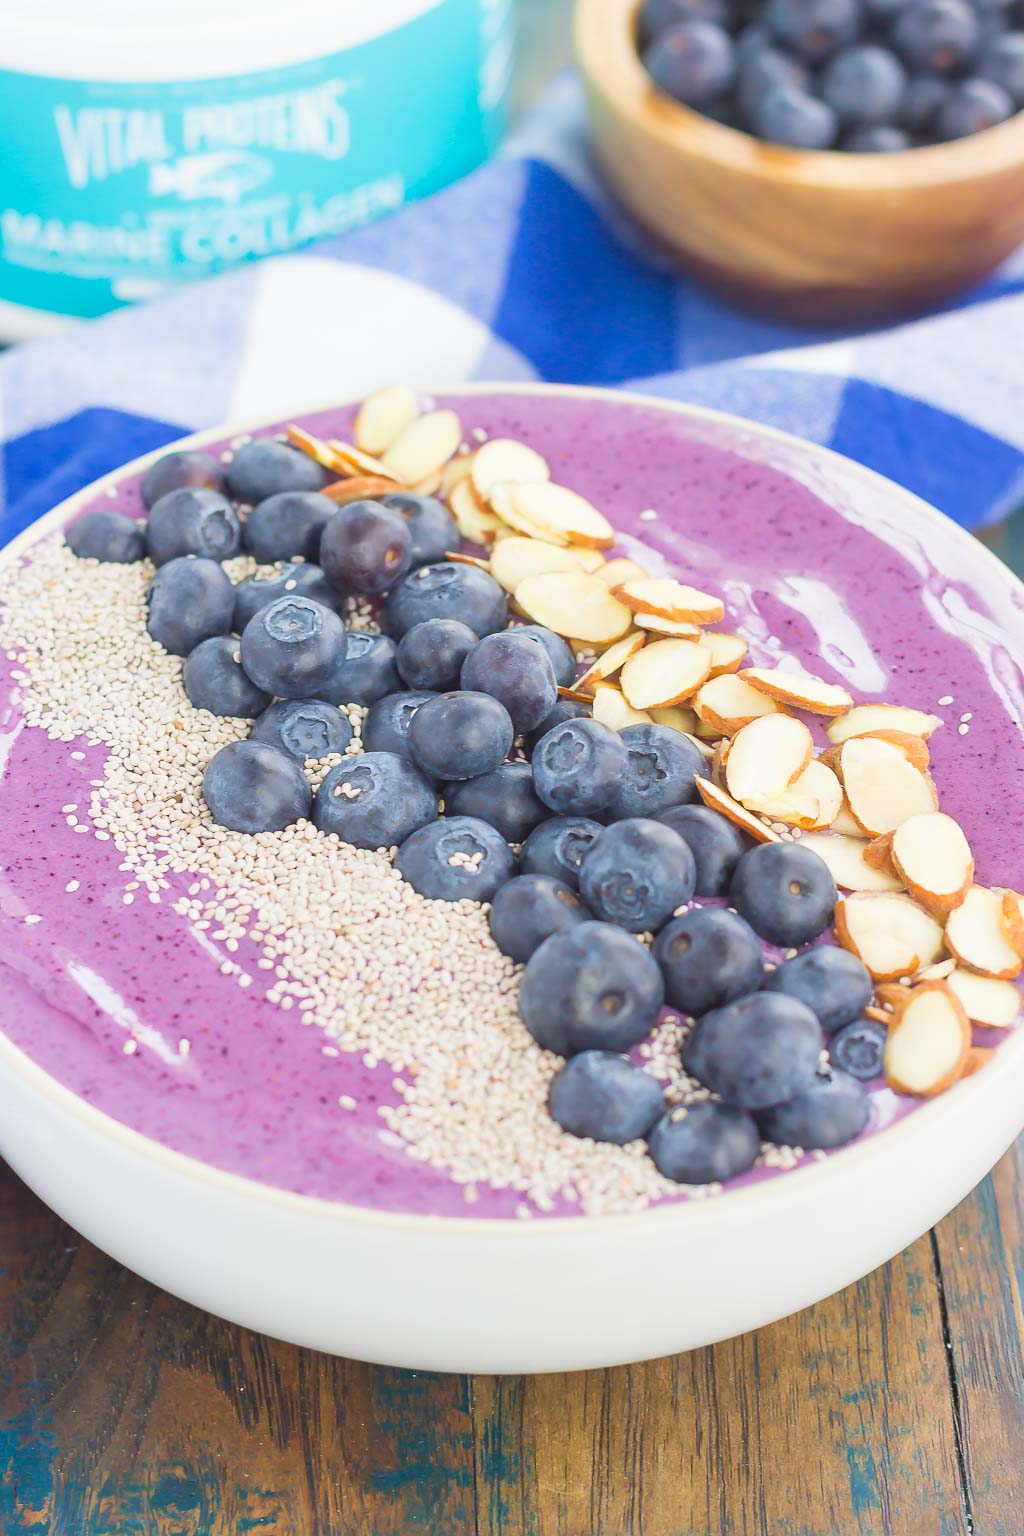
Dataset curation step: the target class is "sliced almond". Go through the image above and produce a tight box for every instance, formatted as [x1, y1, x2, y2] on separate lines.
[946, 967, 1021, 1028]
[286, 423, 346, 472]
[514, 570, 632, 645]
[863, 832, 896, 874]
[694, 776, 781, 844]
[596, 557, 649, 589]
[615, 578, 725, 625]
[710, 738, 730, 787]
[693, 717, 725, 742]
[875, 982, 914, 1011]
[834, 892, 945, 981]
[575, 632, 646, 693]
[410, 470, 443, 496]
[557, 685, 596, 705]
[725, 715, 814, 809]
[890, 812, 973, 913]
[860, 729, 931, 772]
[960, 1046, 997, 1078]
[591, 683, 652, 730]
[322, 474, 402, 505]
[945, 886, 1023, 979]
[747, 758, 843, 831]
[444, 551, 490, 571]
[382, 409, 462, 485]
[619, 638, 713, 711]
[1000, 889, 1024, 956]
[354, 385, 419, 455]
[840, 737, 938, 837]
[826, 704, 943, 746]
[491, 481, 614, 550]
[883, 983, 970, 1097]
[694, 674, 782, 736]
[634, 613, 703, 639]
[326, 439, 397, 481]
[831, 800, 865, 838]
[471, 439, 550, 500]
[650, 704, 700, 735]
[449, 479, 503, 545]
[865, 1005, 895, 1026]
[702, 632, 748, 677]
[740, 667, 853, 717]
[798, 833, 904, 892]
[441, 451, 476, 496]
[489, 536, 600, 593]
[915, 958, 957, 982]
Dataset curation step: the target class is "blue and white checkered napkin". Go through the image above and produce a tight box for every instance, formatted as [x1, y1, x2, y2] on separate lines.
[3, 76, 1024, 544]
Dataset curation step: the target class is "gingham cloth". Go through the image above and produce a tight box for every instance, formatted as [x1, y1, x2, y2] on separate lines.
[3, 76, 1023, 544]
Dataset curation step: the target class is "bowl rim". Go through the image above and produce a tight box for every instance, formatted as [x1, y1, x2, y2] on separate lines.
[576, 0, 1024, 188]
[2, 378, 1023, 1238]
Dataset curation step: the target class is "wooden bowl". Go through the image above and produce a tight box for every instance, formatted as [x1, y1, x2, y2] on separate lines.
[575, 0, 1024, 323]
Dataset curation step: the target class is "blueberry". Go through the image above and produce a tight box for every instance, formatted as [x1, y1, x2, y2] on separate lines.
[730, 842, 837, 947]
[604, 724, 704, 821]
[736, 46, 809, 123]
[654, 908, 764, 1016]
[321, 631, 401, 707]
[531, 718, 627, 816]
[863, 0, 914, 18]
[520, 816, 604, 889]
[140, 448, 225, 509]
[226, 438, 326, 502]
[978, 32, 1024, 104]
[892, 0, 980, 74]
[460, 631, 557, 735]
[648, 1101, 760, 1184]
[147, 557, 234, 656]
[510, 625, 577, 688]
[183, 636, 271, 718]
[638, 0, 732, 45]
[900, 70, 949, 130]
[936, 75, 1014, 134]
[524, 698, 591, 756]
[519, 921, 665, 1055]
[407, 691, 514, 782]
[654, 803, 748, 896]
[763, 946, 872, 1034]
[395, 815, 516, 902]
[755, 1068, 870, 1147]
[396, 618, 478, 691]
[842, 123, 913, 147]
[313, 751, 437, 850]
[548, 1052, 665, 1144]
[239, 596, 347, 699]
[645, 20, 737, 106]
[764, 0, 861, 61]
[320, 500, 413, 596]
[751, 85, 839, 146]
[243, 492, 335, 564]
[145, 487, 242, 566]
[380, 491, 459, 569]
[489, 874, 591, 963]
[579, 818, 696, 933]
[829, 1017, 888, 1079]
[821, 44, 907, 124]
[233, 563, 345, 632]
[383, 561, 507, 640]
[203, 740, 311, 833]
[66, 511, 145, 563]
[445, 762, 551, 843]
[251, 698, 354, 760]
[362, 690, 436, 763]
[682, 990, 823, 1108]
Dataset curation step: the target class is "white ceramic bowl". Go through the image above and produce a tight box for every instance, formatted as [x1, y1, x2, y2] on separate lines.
[2, 385, 1023, 1374]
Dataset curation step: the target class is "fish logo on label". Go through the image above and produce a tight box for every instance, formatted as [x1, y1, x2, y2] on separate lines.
[148, 152, 274, 204]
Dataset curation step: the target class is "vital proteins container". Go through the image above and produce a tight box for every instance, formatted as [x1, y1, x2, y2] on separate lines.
[0, 0, 514, 338]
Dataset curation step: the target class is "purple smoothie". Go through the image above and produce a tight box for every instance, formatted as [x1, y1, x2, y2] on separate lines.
[1, 389, 1022, 1219]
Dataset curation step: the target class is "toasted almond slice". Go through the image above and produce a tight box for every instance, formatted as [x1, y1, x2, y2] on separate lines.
[286, 423, 346, 472]
[702, 632, 747, 677]
[557, 685, 595, 705]
[410, 470, 443, 496]
[322, 474, 402, 505]
[946, 967, 1021, 1028]
[1000, 889, 1024, 956]
[831, 800, 864, 838]
[710, 738, 730, 787]
[685, 733, 716, 761]
[441, 451, 476, 495]
[695, 777, 781, 844]
[865, 1005, 895, 1025]
[834, 892, 945, 981]
[498, 482, 615, 550]
[725, 715, 814, 808]
[354, 385, 419, 455]
[651, 704, 700, 735]
[490, 535, 600, 592]
[515, 569, 632, 645]
[883, 982, 970, 1097]
[748, 759, 843, 831]
[945, 886, 1023, 979]
[960, 1046, 997, 1078]
[449, 479, 503, 545]
[863, 832, 895, 873]
[326, 439, 397, 481]
[694, 674, 782, 736]
[619, 638, 712, 711]
[575, 632, 646, 693]
[382, 409, 462, 485]
[916, 958, 957, 982]
[799, 833, 904, 892]
[860, 729, 931, 772]
[740, 667, 853, 717]
[471, 439, 550, 500]
[634, 613, 703, 639]
[591, 683, 652, 730]
[826, 704, 943, 745]
[489, 481, 568, 546]
[444, 551, 490, 571]
[875, 982, 914, 1011]
[615, 578, 725, 625]
[596, 557, 649, 589]
[890, 812, 973, 913]
[694, 717, 725, 741]
[840, 737, 938, 837]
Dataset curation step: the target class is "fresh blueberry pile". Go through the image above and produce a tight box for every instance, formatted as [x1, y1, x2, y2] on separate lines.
[67, 431, 884, 1192]
[639, 0, 1024, 150]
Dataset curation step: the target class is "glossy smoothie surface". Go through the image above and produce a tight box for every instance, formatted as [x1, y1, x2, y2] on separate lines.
[1, 390, 1023, 1219]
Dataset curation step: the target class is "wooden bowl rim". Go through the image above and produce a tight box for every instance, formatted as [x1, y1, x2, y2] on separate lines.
[576, 0, 1024, 189]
